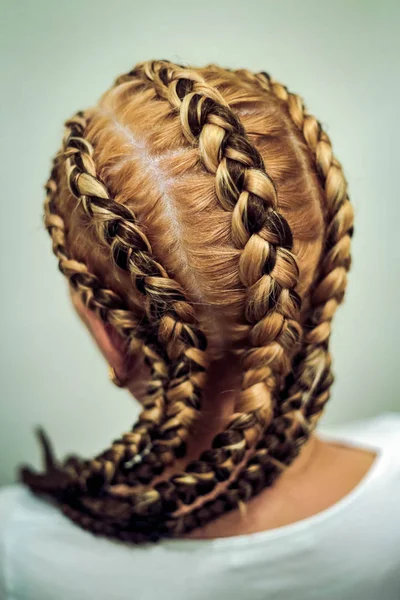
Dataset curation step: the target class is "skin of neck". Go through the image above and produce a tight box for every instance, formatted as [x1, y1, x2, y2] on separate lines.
[167, 354, 319, 480]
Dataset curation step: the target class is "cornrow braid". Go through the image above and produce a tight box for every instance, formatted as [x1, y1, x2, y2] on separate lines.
[61, 112, 209, 484]
[21, 153, 170, 494]
[230, 68, 354, 437]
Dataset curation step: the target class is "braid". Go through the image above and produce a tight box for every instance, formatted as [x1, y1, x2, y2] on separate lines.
[232, 68, 353, 434]
[21, 60, 353, 543]
[61, 112, 209, 482]
[21, 153, 171, 494]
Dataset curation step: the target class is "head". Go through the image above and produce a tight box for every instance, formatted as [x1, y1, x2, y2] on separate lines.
[22, 59, 353, 541]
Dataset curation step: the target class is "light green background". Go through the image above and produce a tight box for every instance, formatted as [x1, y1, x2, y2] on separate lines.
[1, 0, 399, 485]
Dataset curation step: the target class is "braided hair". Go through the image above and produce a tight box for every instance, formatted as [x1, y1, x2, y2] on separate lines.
[20, 59, 353, 542]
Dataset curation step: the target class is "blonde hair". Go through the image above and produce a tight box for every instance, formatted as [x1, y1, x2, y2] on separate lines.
[20, 59, 353, 542]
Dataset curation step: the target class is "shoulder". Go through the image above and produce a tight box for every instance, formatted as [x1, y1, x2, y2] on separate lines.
[0, 485, 42, 598]
[0, 482, 60, 522]
[0, 483, 69, 553]
[318, 411, 400, 455]
[0, 484, 31, 537]
[0, 484, 159, 599]
[0, 484, 211, 600]
[0, 484, 96, 569]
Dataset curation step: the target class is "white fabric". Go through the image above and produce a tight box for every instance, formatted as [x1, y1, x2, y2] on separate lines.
[0, 412, 399, 600]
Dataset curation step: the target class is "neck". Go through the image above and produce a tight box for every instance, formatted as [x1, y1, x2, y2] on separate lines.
[162, 355, 318, 476]
[178, 355, 241, 465]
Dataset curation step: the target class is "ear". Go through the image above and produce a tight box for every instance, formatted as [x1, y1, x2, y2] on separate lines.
[68, 287, 152, 401]
[69, 286, 141, 389]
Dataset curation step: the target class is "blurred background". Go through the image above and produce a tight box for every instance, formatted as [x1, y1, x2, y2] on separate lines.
[1, 0, 399, 486]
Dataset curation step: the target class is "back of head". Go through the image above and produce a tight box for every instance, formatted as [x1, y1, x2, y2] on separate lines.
[22, 59, 353, 542]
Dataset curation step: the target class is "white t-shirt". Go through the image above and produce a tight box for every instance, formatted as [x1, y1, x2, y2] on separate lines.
[0, 412, 399, 600]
